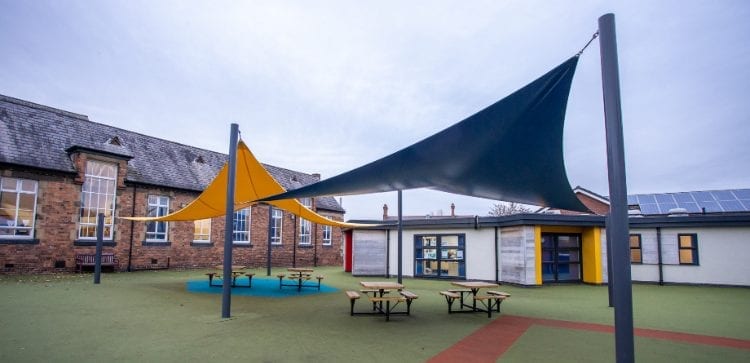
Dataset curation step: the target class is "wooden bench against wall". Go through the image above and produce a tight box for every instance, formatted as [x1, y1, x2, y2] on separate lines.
[75, 253, 118, 273]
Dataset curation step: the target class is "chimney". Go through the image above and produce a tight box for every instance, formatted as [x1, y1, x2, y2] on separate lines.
[383, 204, 389, 220]
[451, 203, 455, 217]
[311, 173, 321, 181]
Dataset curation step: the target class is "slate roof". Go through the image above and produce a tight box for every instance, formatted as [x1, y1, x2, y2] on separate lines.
[0, 94, 343, 213]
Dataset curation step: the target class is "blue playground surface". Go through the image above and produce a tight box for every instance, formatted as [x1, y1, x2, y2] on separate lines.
[186, 276, 338, 298]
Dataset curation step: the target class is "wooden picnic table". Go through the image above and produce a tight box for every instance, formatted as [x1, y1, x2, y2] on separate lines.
[287, 267, 314, 274]
[215, 265, 247, 271]
[359, 281, 404, 307]
[206, 265, 253, 287]
[359, 281, 404, 293]
[449, 281, 500, 316]
[279, 268, 321, 291]
[451, 281, 498, 294]
[357, 281, 409, 321]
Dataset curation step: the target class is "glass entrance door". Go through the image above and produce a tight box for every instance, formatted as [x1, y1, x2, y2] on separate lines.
[541, 233, 582, 282]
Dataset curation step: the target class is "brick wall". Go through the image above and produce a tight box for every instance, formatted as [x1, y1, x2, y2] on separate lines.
[0, 167, 344, 273]
[557, 193, 610, 216]
[577, 193, 610, 215]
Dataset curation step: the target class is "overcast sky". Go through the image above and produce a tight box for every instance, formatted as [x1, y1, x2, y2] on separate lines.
[2, 1, 748, 220]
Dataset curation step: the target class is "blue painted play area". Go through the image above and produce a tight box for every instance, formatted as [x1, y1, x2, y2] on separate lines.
[186, 277, 338, 298]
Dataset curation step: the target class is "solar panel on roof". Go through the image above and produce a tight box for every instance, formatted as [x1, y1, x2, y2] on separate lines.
[699, 201, 722, 213]
[628, 189, 750, 214]
[692, 191, 714, 202]
[658, 203, 678, 213]
[711, 190, 735, 201]
[655, 194, 675, 204]
[673, 192, 694, 203]
[677, 202, 701, 213]
[639, 203, 660, 214]
[719, 200, 744, 211]
[638, 194, 656, 204]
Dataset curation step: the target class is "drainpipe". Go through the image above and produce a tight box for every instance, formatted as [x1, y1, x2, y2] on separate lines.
[127, 184, 136, 272]
[656, 227, 663, 286]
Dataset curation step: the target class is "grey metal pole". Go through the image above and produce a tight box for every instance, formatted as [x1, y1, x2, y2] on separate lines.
[397, 190, 403, 284]
[94, 213, 104, 284]
[606, 214, 614, 307]
[599, 13, 634, 363]
[656, 227, 664, 285]
[222, 123, 239, 319]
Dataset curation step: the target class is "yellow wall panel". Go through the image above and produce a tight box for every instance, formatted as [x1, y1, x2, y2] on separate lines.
[535, 226, 542, 285]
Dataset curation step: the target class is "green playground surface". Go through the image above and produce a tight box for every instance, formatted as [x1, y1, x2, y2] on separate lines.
[1, 267, 748, 362]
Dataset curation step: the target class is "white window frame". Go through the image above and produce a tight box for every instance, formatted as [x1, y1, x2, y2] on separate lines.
[270, 208, 283, 245]
[299, 198, 312, 245]
[145, 195, 169, 242]
[193, 218, 211, 243]
[0, 177, 38, 239]
[233, 207, 251, 244]
[78, 160, 117, 240]
[322, 218, 332, 246]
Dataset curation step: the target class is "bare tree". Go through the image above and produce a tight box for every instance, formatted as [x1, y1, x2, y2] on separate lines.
[488, 202, 532, 216]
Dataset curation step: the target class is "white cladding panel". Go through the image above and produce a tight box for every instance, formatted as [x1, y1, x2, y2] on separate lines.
[499, 226, 537, 285]
[629, 227, 750, 286]
[465, 229, 496, 281]
[352, 230, 387, 276]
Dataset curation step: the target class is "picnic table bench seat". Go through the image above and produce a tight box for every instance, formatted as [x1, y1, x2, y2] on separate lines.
[487, 290, 511, 297]
[473, 294, 507, 318]
[346, 290, 361, 315]
[439, 291, 461, 313]
[399, 290, 418, 300]
[399, 290, 419, 314]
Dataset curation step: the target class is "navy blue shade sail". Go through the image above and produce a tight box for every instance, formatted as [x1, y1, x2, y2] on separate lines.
[262, 56, 589, 213]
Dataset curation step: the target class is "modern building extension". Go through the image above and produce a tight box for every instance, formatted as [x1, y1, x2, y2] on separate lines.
[345, 188, 750, 287]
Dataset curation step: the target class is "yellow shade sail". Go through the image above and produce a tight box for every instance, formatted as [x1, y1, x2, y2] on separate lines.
[122, 141, 373, 228]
